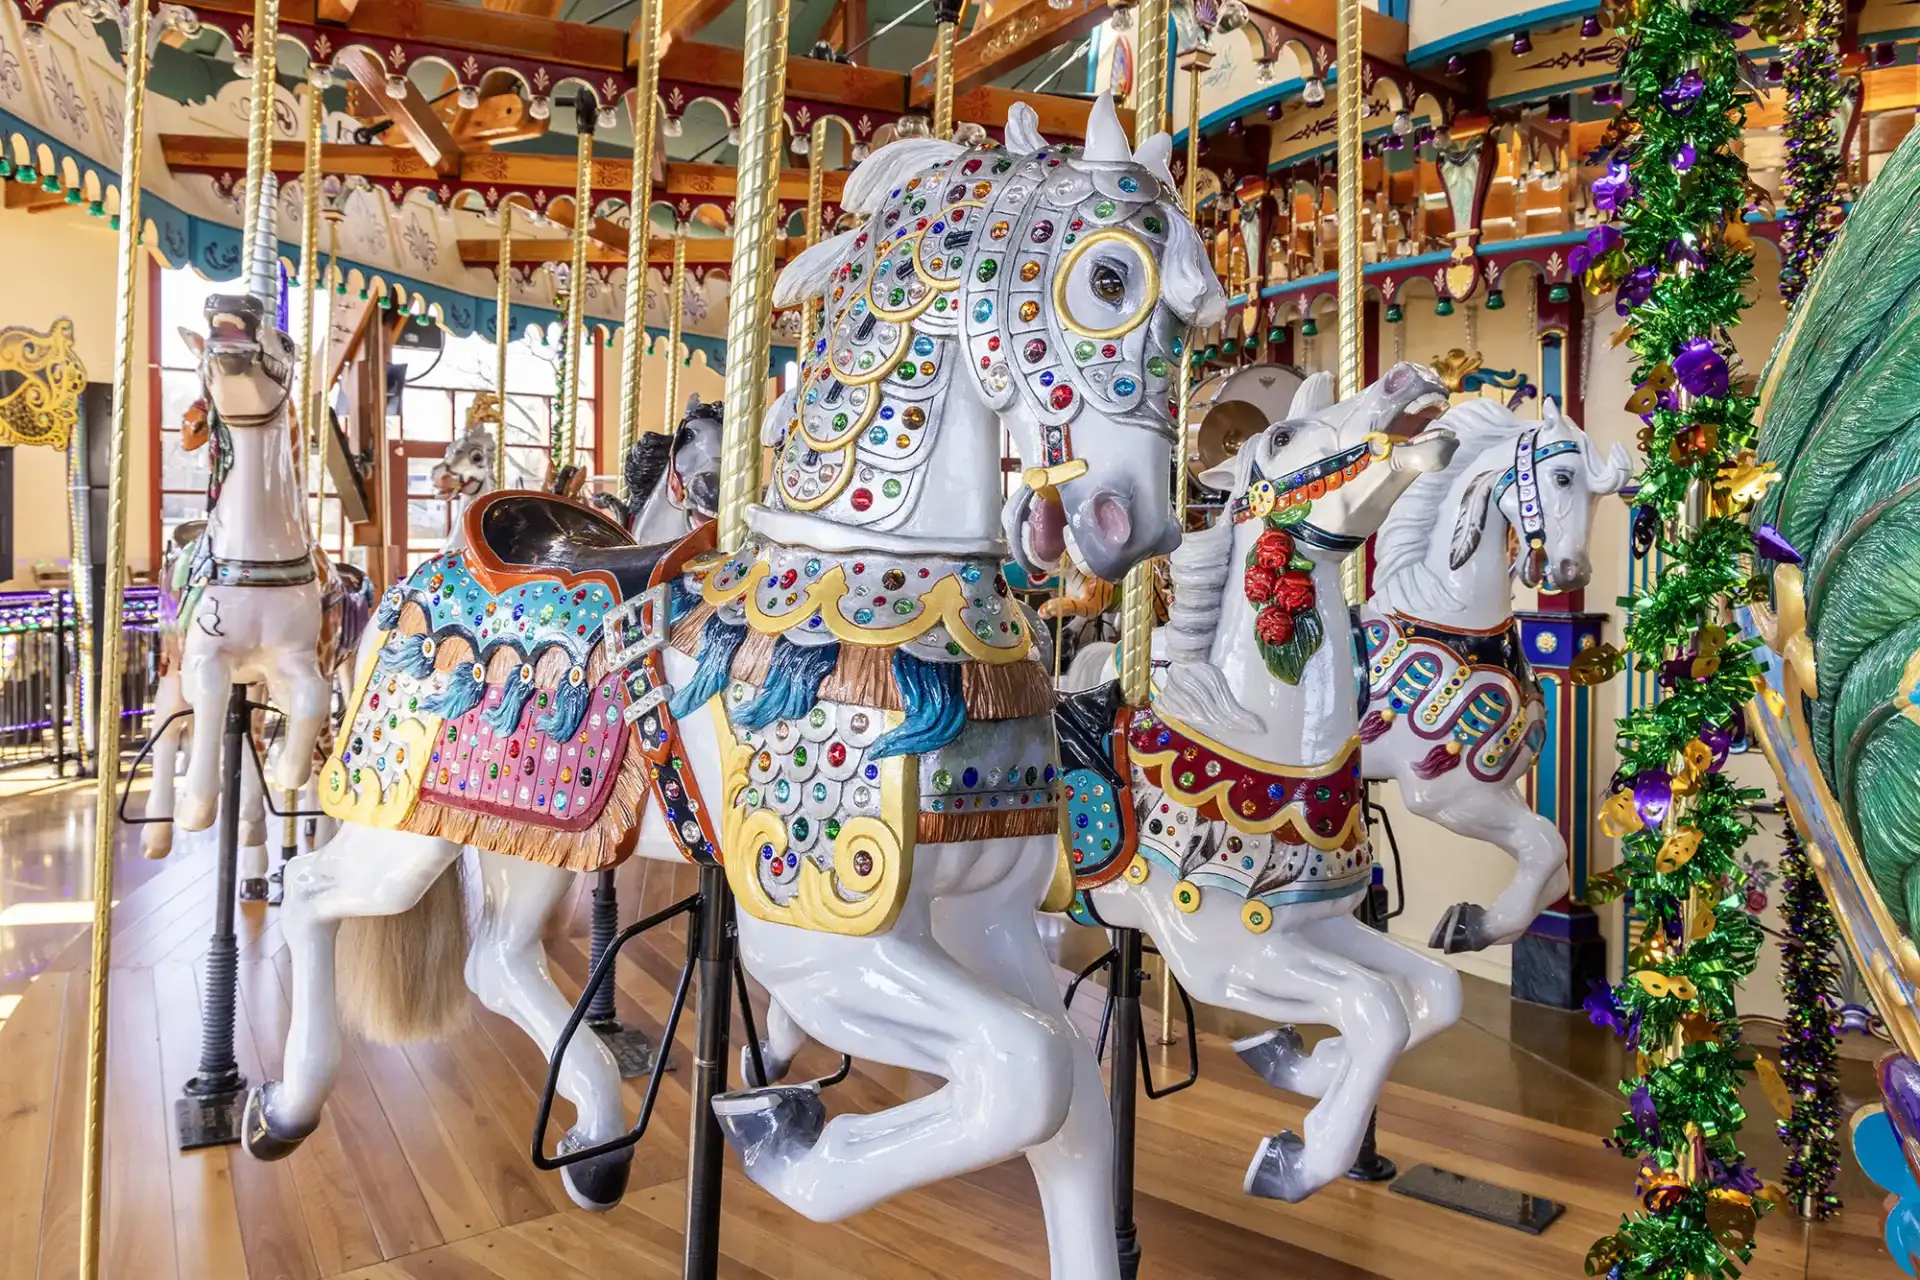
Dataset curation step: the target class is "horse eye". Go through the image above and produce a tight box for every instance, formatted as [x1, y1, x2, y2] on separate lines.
[470, 452, 484, 463]
[1552, 470, 1573, 489]
[1090, 259, 1127, 304]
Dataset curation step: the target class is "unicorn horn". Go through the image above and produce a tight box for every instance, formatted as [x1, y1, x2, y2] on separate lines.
[248, 172, 280, 305]
[1083, 92, 1129, 165]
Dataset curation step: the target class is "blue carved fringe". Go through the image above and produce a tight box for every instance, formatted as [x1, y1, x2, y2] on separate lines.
[536, 673, 592, 742]
[378, 631, 436, 679]
[422, 662, 487, 721]
[374, 590, 403, 630]
[670, 577, 701, 623]
[872, 651, 966, 759]
[734, 639, 841, 733]
[485, 662, 538, 735]
[669, 615, 747, 722]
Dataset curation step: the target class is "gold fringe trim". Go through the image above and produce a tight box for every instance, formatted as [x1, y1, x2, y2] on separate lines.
[916, 804, 1058, 844]
[670, 602, 1053, 721]
[398, 705, 648, 873]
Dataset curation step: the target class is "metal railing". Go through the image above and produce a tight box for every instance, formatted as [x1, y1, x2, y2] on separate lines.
[0, 587, 162, 772]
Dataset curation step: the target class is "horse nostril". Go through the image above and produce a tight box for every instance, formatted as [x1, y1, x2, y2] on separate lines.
[1089, 491, 1132, 546]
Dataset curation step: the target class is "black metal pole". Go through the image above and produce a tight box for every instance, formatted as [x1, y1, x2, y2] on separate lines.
[1110, 926, 1144, 1280]
[176, 681, 249, 1149]
[585, 867, 661, 1077]
[683, 863, 733, 1279]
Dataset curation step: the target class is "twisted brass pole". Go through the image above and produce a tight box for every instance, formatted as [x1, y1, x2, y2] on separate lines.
[494, 202, 512, 488]
[1117, 0, 1171, 708]
[619, 0, 663, 459]
[799, 118, 829, 352]
[321, 211, 341, 512]
[716, 0, 792, 550]
[79, 2, 152, 1275]
[239, 0, 281, 284]
[1336, 0, 1365, 603]
[932, 0, 960, 139]
[664, 223, 687, 422]
[298, 77, 322, 514]
[559, 96, 596, 469]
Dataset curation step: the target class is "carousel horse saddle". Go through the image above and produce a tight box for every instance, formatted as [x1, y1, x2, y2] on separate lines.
[474, 492, 672, 599]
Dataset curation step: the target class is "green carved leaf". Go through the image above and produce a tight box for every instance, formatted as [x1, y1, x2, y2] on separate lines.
[1258, 606, 1324, 686]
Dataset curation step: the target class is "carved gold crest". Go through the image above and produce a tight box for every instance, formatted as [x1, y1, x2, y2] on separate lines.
[0, 319, 87, 451]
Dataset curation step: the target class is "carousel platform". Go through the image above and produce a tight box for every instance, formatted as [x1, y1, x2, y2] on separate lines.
[0, 780, 1895, 1280]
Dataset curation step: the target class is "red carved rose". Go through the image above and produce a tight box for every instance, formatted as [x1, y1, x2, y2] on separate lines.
[1255, 606, 1295, 646]
[1254, 528, 1295, 571]
[1244, 563, 1276, 605]
[1274, 569, 1315, 612]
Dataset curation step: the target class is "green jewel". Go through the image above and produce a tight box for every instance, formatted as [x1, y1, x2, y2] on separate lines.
[1075, 341, 1095, 361]
[1144, 216, 1163, 234]
[1147, 356, 1168, 376]
[934, 768, 953, 790]
[825, 818, 841, 839]
[882, 478, 902, 497]
[894, 600, 912, 614]
[794, 745, 808, 766]
[976, 259, 999, 282]
[1095, 199, 1115, 218]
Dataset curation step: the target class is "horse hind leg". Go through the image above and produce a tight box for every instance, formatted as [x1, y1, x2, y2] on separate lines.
[740, 996, 810, 1088]
[141, 672, 188, 858]
[465, 851, 631, 1211]
[237, 717, 270, 901]
[718, 886, 1077, 1223]
[1309, 912, 1462, 1052]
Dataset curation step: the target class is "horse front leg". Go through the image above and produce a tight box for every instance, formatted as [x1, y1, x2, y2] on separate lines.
[261, 644, 329, 795]
[141, 670, 188, 857]
[176, 645, 234, 832]
[1401, 774, 1569, 952]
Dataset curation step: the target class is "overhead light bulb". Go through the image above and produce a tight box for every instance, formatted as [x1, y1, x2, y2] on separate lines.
[458, 85, 480, 110]
[528, 94, 551, 121]
[1302, 77, 1326, 107]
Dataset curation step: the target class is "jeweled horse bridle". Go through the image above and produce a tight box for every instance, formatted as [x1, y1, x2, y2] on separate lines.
[1229, 435, 1391, 552]
[1489, 426, 1579, 583]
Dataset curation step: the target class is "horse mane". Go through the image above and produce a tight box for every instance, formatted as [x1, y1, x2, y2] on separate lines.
[1371, 399, 1528, 604]
[1165, 516, 1235, 661]
[622, 430, 676, 512]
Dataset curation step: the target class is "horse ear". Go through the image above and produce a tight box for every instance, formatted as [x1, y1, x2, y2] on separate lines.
[1449, 469, 1498, 570]
[1197, 460, 1237, 492]
[1289, 372, 1336, 419]
[178, 328, 205, 358]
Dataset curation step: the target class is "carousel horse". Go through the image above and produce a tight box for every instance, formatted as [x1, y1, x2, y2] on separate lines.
[169, 177, 332, 837]
[1061, 364, 1466, 1203]
[249, 97, 1221, 1269]
[1362, 396, 1629, 952]
[429, 396, 503, 551]
[592, 393, 724, 542]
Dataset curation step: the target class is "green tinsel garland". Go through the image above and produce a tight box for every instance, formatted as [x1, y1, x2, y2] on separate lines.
[1577, 1, 1774, 1276]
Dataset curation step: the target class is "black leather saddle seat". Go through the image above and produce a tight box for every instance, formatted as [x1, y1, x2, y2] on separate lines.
[475, 493, 674, 599]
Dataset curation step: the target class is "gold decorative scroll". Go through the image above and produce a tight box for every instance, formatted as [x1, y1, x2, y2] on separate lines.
[0, 320, 88, 451]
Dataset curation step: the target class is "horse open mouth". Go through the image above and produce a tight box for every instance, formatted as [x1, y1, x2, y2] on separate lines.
[1389, 390, 1451, 439]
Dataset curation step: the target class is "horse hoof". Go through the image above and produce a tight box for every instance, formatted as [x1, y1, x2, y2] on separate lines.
[239, 878, 270, 903]
[557, 1127, 633, 1212]
[141, 826, 174, 860]
[1233, 1026, 1309, 1091]
[266, 869, 285, 907]
[177, 794, 218, 832]
[739, 1042, 790, 1089]
[1244, 1131, 1314, 1203]
[242, 1083, 316, 1162]
[712, 1084, 825, 1186]
[1429, 902, 1490, 954]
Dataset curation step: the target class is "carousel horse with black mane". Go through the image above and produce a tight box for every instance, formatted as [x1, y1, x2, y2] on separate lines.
[592, 394, 724, 542]
[247, 97, 1222, 1271]
[1058, 365, 1470, 1202]
[1362, 396, 1628, 952]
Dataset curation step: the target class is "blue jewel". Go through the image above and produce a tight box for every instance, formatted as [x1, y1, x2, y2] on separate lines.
[1114, 378, 1137, 396]
[973, 299, 993, 322]
[881, 405, 895, 419]
[865, 763, 879, 780]
[1039, 371, 1055, 386]
[914, 336, 934, 356]
[963, 767, 979, 787]
[1076, 813, 1089, 829]
[1268, 783, 1285, 799]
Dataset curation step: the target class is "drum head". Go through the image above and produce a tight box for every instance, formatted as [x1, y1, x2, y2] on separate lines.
[1185, 364, 1307, 480]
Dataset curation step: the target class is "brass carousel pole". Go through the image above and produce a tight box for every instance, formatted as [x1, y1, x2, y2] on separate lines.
[284, 65, 325, 886]
[1159, 38, 1208, 1050]
[1113, 2, 1169, 1275]
[932, 0, 960, 139]
[618, 0, 663, 460]
[663, 222, 687, 419]
[1335, 0, 1365, 604]
[694, 0, 789, 1264]
[799, 118, 829, 351]
[494, 202, 513, 489]
[78, 0, 153, 1273]
[558, 92, 597, 472]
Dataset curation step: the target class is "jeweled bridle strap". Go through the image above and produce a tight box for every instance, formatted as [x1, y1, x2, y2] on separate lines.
[1229, 439, 1380, 525]
[1490, 427, 1581, 560]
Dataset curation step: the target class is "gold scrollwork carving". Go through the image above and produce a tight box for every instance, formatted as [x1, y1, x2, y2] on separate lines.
[0, 319, 88, 451]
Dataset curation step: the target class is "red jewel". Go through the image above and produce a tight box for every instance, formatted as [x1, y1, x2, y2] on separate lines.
[780, 569, 798, 587]
[1102, 344, 1117, 358]
[874, 596, 887, 606]
[827, 743, 847, 766]
[509, 740, 521, 758]
[980, 356, 992, 368]
[853, 562, 865, 573]
[1050, 385, 1074, 410]
[1071, 218, 1084, 230]
[370, 694, 380, 709]
[987, 336, 1000, 350]
[963, 159, 982, 174]
[918, 567, 930, 577]
[851, 489, 873, 511]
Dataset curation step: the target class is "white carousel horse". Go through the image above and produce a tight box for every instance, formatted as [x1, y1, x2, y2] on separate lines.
[170, 178, 332, 836]
[1362, 396, 1629, 951]
[592, 393, 725, 543]
[428, 398, 503, 551]
[1058, 364, 1468, 1203]
[641, 98, 1220, 1270]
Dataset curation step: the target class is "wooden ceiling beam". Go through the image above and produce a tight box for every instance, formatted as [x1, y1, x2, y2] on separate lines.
[818, 0, 869, 61]
[653, 0, 737, 52]
[336, 47, 463, 178]
[908, 0, 1108, 108]
[458, 235, 803, 267]
[654, 42, 906, 114]
[179, 0, 631, 71]
[952, 87, 1133, 139]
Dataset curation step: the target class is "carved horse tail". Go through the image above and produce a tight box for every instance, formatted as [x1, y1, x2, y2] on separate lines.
[336, 859, 471, 1044]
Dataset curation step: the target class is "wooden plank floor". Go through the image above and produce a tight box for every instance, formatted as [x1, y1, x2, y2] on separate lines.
[0, 833, 1902, 1279]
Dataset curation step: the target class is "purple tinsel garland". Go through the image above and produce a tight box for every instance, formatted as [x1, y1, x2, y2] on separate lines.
[1777, 0, 1845, 303]
[1778, 821, 1843, 1218]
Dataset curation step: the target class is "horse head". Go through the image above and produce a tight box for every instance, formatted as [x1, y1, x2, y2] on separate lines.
[668, 395, 723, 521]
[770, 92, 1225, 583]
[177, 176, 295, 428]
[1196, 362, 1457, 564]
[431, 416, 498, 500]
[1440, 397, 1630, 591]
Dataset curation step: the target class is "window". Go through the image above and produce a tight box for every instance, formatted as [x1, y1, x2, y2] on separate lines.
[154, 265, 599, 577]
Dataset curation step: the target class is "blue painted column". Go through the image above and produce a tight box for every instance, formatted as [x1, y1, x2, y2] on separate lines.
[1512, 608, 1609, 1008]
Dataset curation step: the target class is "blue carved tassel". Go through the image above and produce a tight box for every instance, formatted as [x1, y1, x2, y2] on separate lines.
[668, 615, 747, 721]
[485, 661, 539, 735]
[734, 638, 840, 733]
[536, 671, 593, 742]
[872, 651, 966, 759]
[378, 631, 437, 679]
[423, 662, 487, 721]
